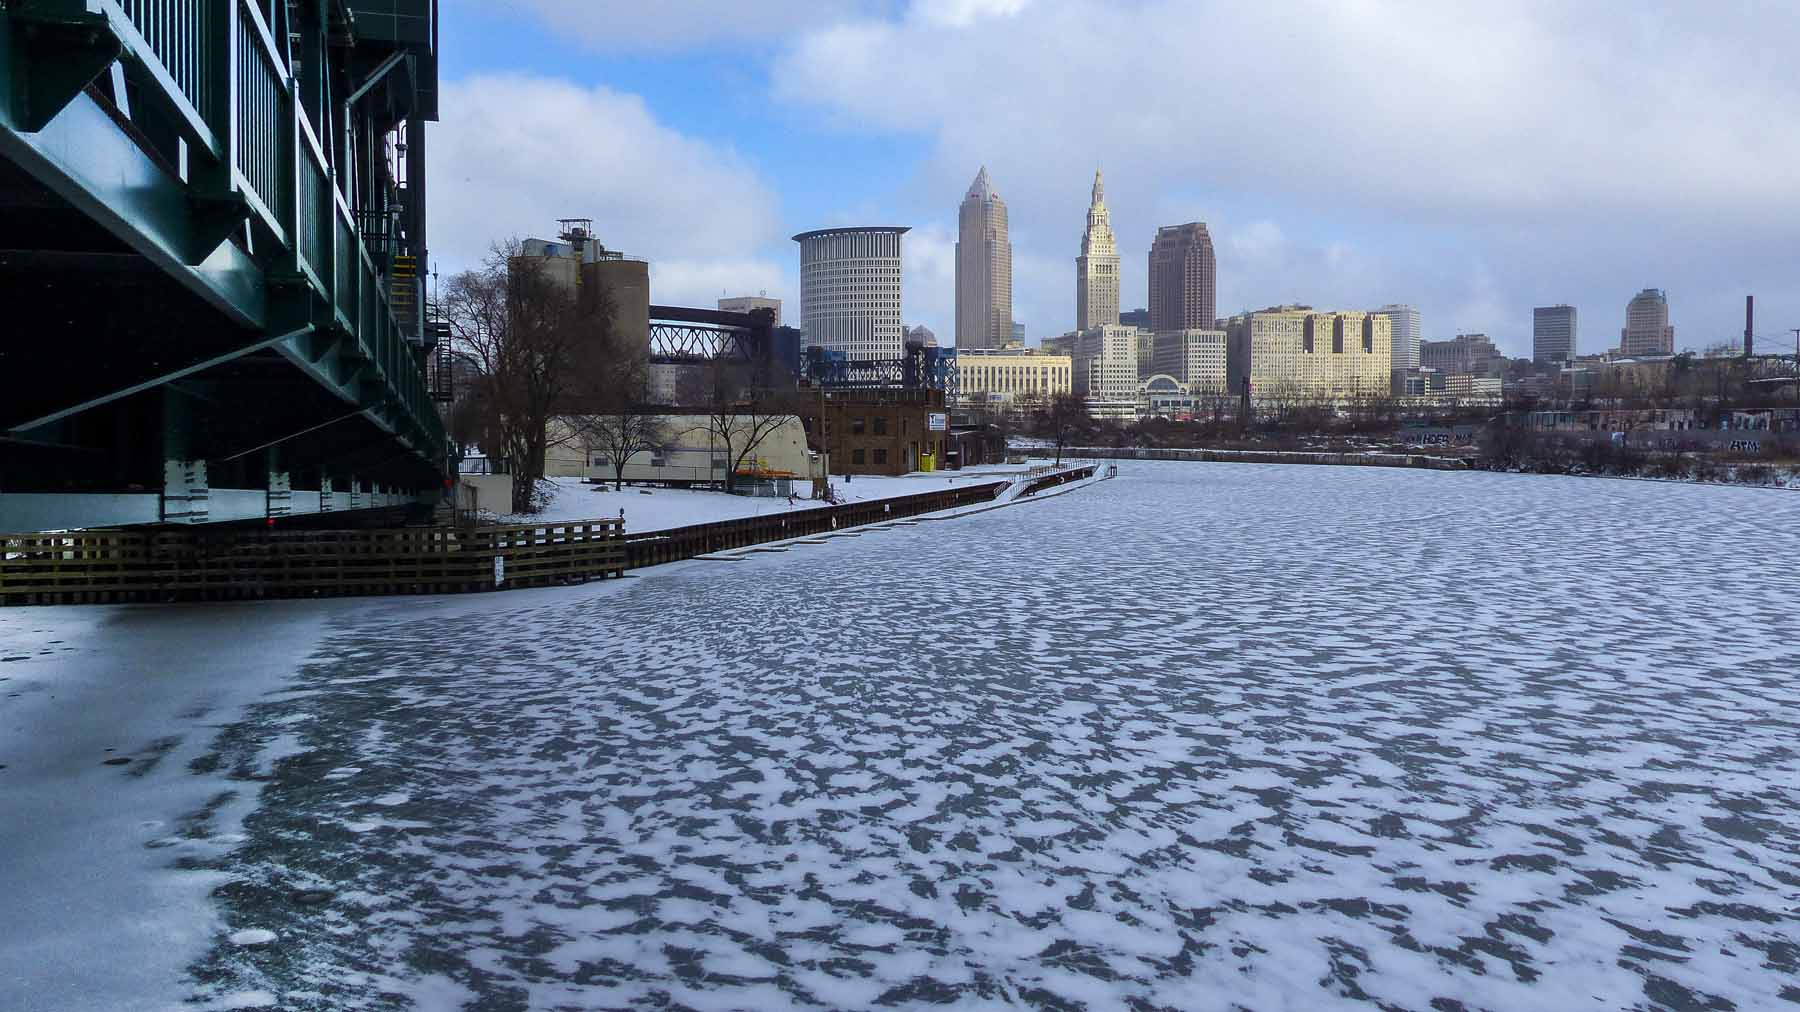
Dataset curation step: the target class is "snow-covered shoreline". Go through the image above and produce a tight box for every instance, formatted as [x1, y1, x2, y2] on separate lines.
[495, 465, 1052, 532]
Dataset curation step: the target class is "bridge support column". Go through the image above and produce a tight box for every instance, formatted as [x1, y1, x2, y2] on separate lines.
[268, 448, 292, 520]
[159, 391, 208, 523]
[161, 459, 209, 524]
[319, 476, 335, 514]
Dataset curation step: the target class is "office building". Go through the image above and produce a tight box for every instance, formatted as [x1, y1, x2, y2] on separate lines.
[1374, 304, 1421, 372]
[1420, 333, 1506, 377]
[1622, 289, 1674, 357]
[1148, 223, 1217, 333]
[719, 294, 781, 327]
[954, 349, 1072, 409]
[1533, 305, 1577, 364]
[1073, 324, 1139, 419]
[793, 226, 908, 359]
[1150, 329, 1228, 395]
[1076, 170, 1120, 331]
[955, 167, 1013, 351]
[1445, 374, 1503, 402]
[1226, 307, 1392, 402]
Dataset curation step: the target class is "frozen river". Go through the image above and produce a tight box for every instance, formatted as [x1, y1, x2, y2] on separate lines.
[6, 462, 1800, 1010]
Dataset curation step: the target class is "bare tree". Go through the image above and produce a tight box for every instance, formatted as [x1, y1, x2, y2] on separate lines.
[1035, 391, 1089, 466]
[691, 355, 793, 494]
[565, 351, 663, 490]
[443, 241, 592, 513]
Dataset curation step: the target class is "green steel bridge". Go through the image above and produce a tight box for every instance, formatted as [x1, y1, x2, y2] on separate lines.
[0, 0, 446, 530]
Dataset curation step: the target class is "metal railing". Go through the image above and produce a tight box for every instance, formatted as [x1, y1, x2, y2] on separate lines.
[101, 0, 443, 458]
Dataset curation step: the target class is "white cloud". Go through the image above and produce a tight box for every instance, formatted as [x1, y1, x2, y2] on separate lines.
[768, 0, 1800, 354]
[502, 0, 891, 51]
[910, 0, 1033, 28]
[902, 222, 957, 331]
[428, 74, 785, 306]
[649, 259, 788, 313]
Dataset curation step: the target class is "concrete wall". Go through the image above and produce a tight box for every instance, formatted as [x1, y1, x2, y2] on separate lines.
[460, 474, 515, 515]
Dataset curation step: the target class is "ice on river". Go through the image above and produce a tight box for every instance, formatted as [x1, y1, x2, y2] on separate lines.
[17, 462, 1800, 1010]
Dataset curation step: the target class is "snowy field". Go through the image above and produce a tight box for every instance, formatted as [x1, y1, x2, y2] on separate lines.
[4, 462, 1800, 1010]
[499, 468, 1045, 531]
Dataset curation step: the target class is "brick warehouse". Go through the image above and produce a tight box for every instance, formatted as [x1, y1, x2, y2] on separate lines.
[801, 389, 949, 477]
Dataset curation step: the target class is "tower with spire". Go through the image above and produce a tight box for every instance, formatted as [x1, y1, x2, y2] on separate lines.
[955, 166, 1013, 351]
[1076, 168, 1120, 331]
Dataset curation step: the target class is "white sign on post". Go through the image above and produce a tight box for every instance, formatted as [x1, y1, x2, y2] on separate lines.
[493, 556, 505, 586]
[928, 412, 948, 432]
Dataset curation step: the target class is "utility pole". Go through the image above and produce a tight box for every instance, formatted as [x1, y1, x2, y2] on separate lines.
[1792, 328, 1800, 406]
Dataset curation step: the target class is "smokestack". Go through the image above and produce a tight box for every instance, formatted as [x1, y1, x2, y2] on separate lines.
[1745, 295, 1754, 358]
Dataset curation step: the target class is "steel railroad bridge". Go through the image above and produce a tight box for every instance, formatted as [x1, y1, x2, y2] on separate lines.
[648, 304, 774, 364]
[0, 0, 445, 531]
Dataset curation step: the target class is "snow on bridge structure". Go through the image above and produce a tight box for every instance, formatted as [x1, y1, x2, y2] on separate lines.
[0, 0, 446, 532]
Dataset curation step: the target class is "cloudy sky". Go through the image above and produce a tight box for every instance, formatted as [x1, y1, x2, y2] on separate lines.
[429, 1, 1800, 358]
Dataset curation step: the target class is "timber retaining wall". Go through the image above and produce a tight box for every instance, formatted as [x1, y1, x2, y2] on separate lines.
[1, 478, 1024, 605]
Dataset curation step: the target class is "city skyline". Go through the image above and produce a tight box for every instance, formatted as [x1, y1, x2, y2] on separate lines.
[428, 3, 1800, 360]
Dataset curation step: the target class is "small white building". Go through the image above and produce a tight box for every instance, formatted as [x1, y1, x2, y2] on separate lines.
[546, 415, 816, 487]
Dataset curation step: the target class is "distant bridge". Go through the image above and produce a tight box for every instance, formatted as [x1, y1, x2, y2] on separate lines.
[648, 305, 774, 364]
[0, 1, 446, 530]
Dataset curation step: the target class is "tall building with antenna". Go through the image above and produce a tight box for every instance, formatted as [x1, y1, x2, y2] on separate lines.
[955, 167, 1012, 351]
[1076, 169, 1120, 332]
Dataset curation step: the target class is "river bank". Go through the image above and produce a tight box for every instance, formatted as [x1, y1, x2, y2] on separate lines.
[1021, 444, 1469, 471]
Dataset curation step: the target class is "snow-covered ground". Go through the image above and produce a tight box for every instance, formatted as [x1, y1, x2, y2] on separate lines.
[498, 467, 1049, 532]
[5, 461, 1800, 1010]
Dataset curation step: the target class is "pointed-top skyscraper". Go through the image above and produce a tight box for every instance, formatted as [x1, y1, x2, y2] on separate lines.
[955, 166, 1013, 351]
[1076, 168, 1120, 331]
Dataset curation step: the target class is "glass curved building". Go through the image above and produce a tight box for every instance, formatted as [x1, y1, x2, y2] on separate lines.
[793, 226, 909, 360]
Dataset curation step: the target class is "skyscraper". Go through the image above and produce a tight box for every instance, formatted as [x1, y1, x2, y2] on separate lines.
[793, 226, 908, 359]
[1148, 223, 1217, 332]
[1373, 304, 1421, 372]
[1076, 169, 1120, 331]
[955, 167, 1013, 351]
[1621, 289, 1674, 357]
[1533, 305, 1577, 364]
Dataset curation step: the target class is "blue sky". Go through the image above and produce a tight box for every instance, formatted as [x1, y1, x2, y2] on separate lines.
[426, 1, 1800, 358]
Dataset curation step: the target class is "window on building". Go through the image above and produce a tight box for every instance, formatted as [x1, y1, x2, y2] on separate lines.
[650, 453, 667, 468]
[873, 416, 888, 435]
[873, 448, 888, 465]
[852, 416, 866, 434]
[591, 454, 610, 469]
[853, 448, 866, 465]
[711, 456, 727, 472]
